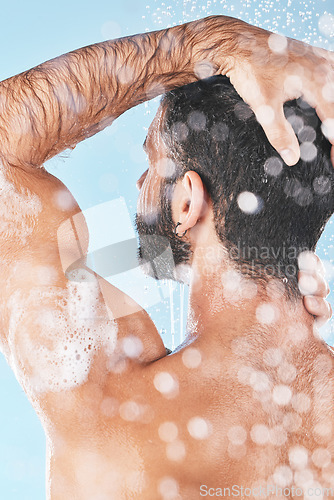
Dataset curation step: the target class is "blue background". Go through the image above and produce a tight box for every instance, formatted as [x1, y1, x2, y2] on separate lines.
[0, 0, 333, 498]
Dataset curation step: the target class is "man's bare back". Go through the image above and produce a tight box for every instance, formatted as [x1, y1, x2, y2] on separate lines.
[0, 14, 333, 500]
[0, 114, 332, 500]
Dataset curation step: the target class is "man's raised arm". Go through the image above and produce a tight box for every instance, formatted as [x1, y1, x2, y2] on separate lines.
[0, 16, 238, 170]
[0, 15, 332, 170]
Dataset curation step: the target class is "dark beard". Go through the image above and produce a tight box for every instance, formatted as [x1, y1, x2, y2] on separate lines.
[135, 182, 192, 281]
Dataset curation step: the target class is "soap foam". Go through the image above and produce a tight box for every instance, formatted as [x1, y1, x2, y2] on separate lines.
[0, 169, 42, 243]
[7, 273, 117, 394]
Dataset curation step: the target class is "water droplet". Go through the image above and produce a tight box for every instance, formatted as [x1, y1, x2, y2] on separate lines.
[237, 191, 263, 214]
[250, 424, 269, 445]
[182, 347, 202, 368]
[272, 384, 292, 406]
[154, 371, 179, 397]
[187, 416, 210, 440]
[264, 157, 283, 176]
[289, 445, 309, 470]
[227, 425, 247, 445]
[159, 421, 178, 443]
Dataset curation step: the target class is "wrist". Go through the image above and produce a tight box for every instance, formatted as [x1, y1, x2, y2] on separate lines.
[189, 15, 246, 78]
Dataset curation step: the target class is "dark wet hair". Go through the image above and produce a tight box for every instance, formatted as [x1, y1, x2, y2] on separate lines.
[160, 75, 334, 297]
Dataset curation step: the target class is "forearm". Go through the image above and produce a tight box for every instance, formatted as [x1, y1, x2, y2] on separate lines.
[0, 16, 241, 170]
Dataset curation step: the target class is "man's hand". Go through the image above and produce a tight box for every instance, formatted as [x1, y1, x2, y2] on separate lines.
[298, 252, 332, 327]
[209, 17, 334, 166]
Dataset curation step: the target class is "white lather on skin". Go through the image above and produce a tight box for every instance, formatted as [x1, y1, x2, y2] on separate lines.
[0, 169, 42, 243]
[6, 269, 117, 394]
[0, 168, 118, 394]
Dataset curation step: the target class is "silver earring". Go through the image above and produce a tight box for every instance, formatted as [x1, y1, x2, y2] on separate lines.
[174, 222, 188, 237]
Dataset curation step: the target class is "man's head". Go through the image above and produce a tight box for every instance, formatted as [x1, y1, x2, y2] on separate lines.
[136, 75, 334, 297]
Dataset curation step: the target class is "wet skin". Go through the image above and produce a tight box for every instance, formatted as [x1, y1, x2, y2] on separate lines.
[0, 108, 332, 500]
[0, 14, 332, 499]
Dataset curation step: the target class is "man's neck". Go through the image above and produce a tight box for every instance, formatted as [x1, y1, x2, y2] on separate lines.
[183, 262, 317, 362]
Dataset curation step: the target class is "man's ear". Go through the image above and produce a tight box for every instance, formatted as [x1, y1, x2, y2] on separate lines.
[173, 171, 207, 236]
